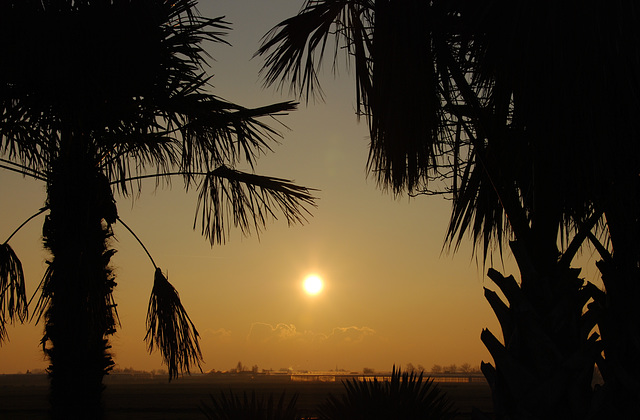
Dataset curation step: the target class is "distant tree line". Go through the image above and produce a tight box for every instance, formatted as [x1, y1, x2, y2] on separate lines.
[363, 363, 481, 375]
[402, 363, 481, 374]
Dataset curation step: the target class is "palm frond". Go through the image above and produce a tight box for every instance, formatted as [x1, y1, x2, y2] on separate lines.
[256, 0, 372, 101]
[558, 209, 604, 268]
[100, 92, 299, 197]
[0, 159, 47, 181]
[0, 243, 28, 343]
[100, 132, 179, 197]
[195, 165, 317, 245]
[0, 97, 54, 174]
[31, 262, 53, 325]
[200, 390, 299, 420]
[2, 207, 48, 245]
[0, 0, 230, 131]
[169, 97, 298, 174]
[145, 268, 202, 380]
[445, 150, 509, 261]
[116, 217, 158, 269]
[318, 365, 456, 419]
[366, 1, 446, 194]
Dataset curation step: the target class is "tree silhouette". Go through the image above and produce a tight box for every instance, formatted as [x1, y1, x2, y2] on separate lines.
[256, 0, 640, 417]
[0, 1, 315, 418]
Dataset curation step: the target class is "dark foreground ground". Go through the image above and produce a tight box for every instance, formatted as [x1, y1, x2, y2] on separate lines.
[0, 373, 492, 419]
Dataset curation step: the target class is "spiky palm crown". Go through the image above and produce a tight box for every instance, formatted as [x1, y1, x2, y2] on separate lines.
[318, 366, 456, 420]
[200, 390, 299, 420]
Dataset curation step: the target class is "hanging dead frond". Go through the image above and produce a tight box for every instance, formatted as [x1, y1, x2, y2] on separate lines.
[0, 243, 28, 343]
[1, 208, 48, 333]
[119, 219, 201, 380]
[145, 268, 202, 380]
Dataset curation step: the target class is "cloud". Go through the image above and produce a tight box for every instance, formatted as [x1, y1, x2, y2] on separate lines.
[246, 322, 376, 345]
[205, 328, 232, 338]
[246, 322, 301, 343]
[325, 326, 376, 344]
[201, 328, 233, 345]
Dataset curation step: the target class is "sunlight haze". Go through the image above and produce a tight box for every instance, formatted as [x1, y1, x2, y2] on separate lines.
[0, 0, 508, 375]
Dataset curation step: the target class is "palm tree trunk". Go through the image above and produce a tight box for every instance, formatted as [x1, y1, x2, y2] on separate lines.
[594, 180, 640, 417]
[481, 241, 599, 419]
[594, 259, 640, 417]
[42, 134, 118, 419]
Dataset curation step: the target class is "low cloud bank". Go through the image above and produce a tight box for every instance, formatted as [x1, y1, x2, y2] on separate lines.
[246, 322, 376, 344]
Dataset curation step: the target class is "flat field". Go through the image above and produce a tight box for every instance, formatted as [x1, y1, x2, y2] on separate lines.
[0, 374, 492, 419]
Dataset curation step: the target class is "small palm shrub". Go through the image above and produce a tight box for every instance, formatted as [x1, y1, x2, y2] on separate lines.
[200, 389, 299, 420]
[318, 366, 457, 420]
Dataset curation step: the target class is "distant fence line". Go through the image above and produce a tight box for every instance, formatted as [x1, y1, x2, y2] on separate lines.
[290, 373, 486, 383]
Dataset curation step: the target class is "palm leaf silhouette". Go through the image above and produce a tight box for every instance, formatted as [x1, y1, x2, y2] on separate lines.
[196, 165, 316, 244]
[318, 366, 456, 419]
[145, 267, 202, 380]
[0, 243, 27, 343]
[200, 389, 299, 420]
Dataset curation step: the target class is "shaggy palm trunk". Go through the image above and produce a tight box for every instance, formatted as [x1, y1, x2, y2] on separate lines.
[42, 134, 118, 419]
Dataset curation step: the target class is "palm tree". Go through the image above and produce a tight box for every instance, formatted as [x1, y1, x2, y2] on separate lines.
[256, 0, 640, 417]
[0, 1, 315, 418]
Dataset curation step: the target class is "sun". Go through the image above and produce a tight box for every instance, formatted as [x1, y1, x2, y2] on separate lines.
[303, 274, 324, 295]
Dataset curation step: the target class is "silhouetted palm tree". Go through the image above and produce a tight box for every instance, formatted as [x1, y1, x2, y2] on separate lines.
[256, 0, 640, 417]
[0, 1, 315, 418]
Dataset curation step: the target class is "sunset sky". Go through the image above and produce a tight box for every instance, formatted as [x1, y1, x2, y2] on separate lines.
[0, 0, 601, 375]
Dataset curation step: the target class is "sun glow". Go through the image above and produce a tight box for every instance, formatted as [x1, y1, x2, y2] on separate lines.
[303, 274, 324, 295]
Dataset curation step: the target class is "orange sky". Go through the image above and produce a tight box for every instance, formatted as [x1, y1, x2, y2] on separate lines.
[0, 0, 601, 375]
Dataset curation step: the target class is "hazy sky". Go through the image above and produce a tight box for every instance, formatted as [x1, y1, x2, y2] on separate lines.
[1, 0, 595, 375]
